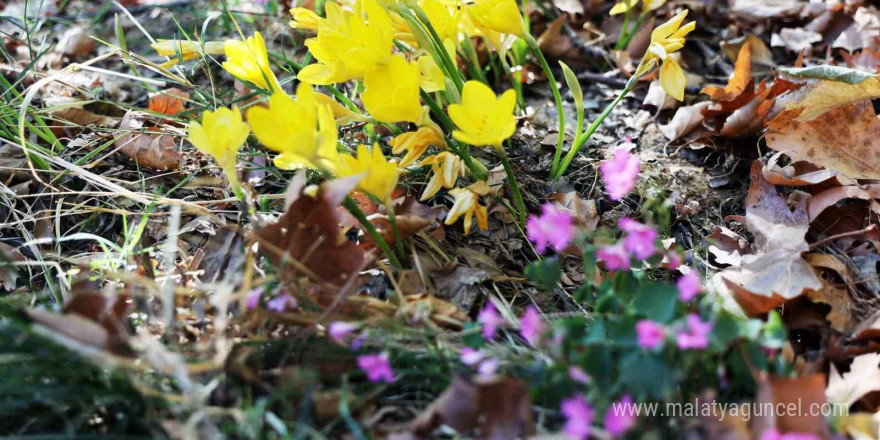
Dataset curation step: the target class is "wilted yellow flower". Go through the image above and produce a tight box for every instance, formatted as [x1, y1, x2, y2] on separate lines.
[467, 0, 525, 38]
[289, 7, 323, 31]
[390, 126, 446, 168]
[419, 151, 465, 200]
[187, 106, 250, 197]
[337, 144, 400, 201]
[151, 40, 224, 68]
[246, 84, 339, 171]
[447, 81, 516, 148]
[418, 55, 446, 93]
[363, 55, 423, 123]
[298, 0, 394, 85]
[223, 32, 282, 92]
[636, 9, 695, 100]
[446, 183, 488, 234]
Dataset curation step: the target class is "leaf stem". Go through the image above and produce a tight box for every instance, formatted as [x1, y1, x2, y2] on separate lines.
[343, 197, 402, 268]
[524, 35, 565, 178]
[497, 145, 527, 226]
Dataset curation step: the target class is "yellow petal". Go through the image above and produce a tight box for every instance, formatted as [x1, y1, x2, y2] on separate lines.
[659, 57, 686, 101]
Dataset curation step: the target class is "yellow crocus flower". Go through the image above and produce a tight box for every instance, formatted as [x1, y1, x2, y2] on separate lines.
[363, 55, 423, 123]
[419, 151, 465, 200]
[187, 106, 250, 198]
[337, 144, 400, 202]
[447, 80, 517, 148]
[223, 31, 282, 92]
[390, 126, 446, 168]
[246, 84, 339, 171]
[314, 93, 369, 125]
[298, 0, 394, 85]
[151, 40, 224, 68]
[422, 0, 461, 43]
[289, 7, 323, 31]
[467, 0, 525, 38]
[418, 55, 446, 93]
[635, 9, 695, 100]
[641, 0, 667, 14]
[609, 0, 636, 15]
[445, 183, 489, 234]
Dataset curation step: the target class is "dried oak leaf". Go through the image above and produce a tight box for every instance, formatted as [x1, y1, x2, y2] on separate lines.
[776, 66, 880, 121]
[827, 353, 880, 407]
[257, 178, 366, 286]
[702, 44, 752, 102]
[548, 191, 598, 231]
[721, 161, 822, 315]
[721, 34, 776, 67]
[807, 183, 880, 221]
[115, 111, 182, 171]
[762, 152, 839, 187]
[767, 103, 880, 180]
[148, 88, 190, 116]
[660, 101, 711, 141]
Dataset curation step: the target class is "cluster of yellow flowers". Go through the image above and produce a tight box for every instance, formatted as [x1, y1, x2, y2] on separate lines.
[168, 0, 694, 237]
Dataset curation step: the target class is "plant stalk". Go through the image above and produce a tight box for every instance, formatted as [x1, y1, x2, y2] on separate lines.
[343, 197, 402, 268]
[524, 35, 565, 178]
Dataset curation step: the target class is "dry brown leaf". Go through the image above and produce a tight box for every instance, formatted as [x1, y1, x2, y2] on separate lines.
[804, 283, 852, 333]
[548, 191, 598, 231]
[702, 44, 752, 102]
[642, 80, 677, 111]
[115, 111, 182, 171]
[721, 34, 776, 67]
[754, 373, 829, 437]
[705, 225, 753, 267]
[771, 28, 823, 54]
[401, 293, 468, 328]
[807, 183, 880, 221]
[659, 101, 711, 141]
[827, 353, 880, 407]
[0, 241, 25, 291]
[762, 153, 839, 186]
[721, 162, 822, 315]
[148, 88, 190, 116]
[257, 178, 367, 286]
[777, 73, 880, 121]
[729, 0, 803, 22]
[50, 107, 118, 138]
[56, 25, 95, 58]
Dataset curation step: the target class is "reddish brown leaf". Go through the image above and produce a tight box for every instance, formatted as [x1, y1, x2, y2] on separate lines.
[807, 183, 880, 221]
[115, 111, 182, 171]
[148, 88, 190, 116]
[702, 44, 752, 102]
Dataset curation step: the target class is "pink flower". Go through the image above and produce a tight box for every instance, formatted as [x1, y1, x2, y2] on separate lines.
[600, 148, 639, 201]
[677, 271, 702, 302]
[759, 429, 821, 440]
[597, 243, 630, 271]
[460, 347, 485, 366]
[526, 203, 575, 254]
[246, 287, 263, 310]
[266, 294, 296, 312]
[479, 302, 504, 340]
[636, 320, 666, 350]
[568, 366, 591, 384]
[619, 218, 657, 260]
[675, 314, 713, 350]
[328, 321, 359, 345]
[561, 395, 594, 440]
[357, 353, 394, 383]
[477, 358, 499, 379]
[520, 306, 545, 346]
[604, 395, 637, 437]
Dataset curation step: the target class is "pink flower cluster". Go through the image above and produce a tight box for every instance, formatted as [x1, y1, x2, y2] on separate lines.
[526, 203, 575, 254]
[596, 218, 658, 271]
[479, 302, 504, 340]
[600, 148, 639, 201]
[604, 395, 637, 437]
[675, 314, 713, 350]
[357, 353, 394, 383]
[460, 347, 499, 380]
[636, 320, 667, 350]
[677, 271, 702, 301]
[561, 395, 594, 440]
[520, 306, 546, 346]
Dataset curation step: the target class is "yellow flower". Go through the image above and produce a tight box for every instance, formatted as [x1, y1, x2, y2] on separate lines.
[467, 0, 525, 38]
[641, 0, 667, 14]
[421, 0, 461, 43]
[446, 183, 489, 234]
[187, 106, 250, 197]
[418, 55, 446, 93]
[337, 144, 400, 201]
[151, 40, 224, 68]
[223, 32, 282, 92]
[314, 93, 369, 125]
[298, 0, 394, 85]
[447, 81, 517, 148]
[609, 0, 636, 15]
[636, 9, 695, 100]
[246, 84, 339, 171]
[289, 7, 323, 31]
[390, 126, 446, 168]
[419, 151, 465, 200]
[362, 55, 423, 123]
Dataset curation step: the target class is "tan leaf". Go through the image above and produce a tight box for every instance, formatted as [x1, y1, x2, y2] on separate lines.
[827, 353, 880, 407]
[771, 28, 823, 54]
[115, 111, 182, 171]
[548, 191, 598, 231]
[777, 74, 880, 121]
[721, 34, 776, 67]
[702, 44, 752, 102]
[807, 183, 880, 221]
[659, 101, 711, 141]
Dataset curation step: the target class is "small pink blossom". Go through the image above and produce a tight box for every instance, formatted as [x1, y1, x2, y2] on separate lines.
[477, 358, 499, 379]
[636, 320, 666, 350]
[619, 218, 658, 260]
[759, 429, 821, 440]
[677, 271, 702, 302]
[561, 395, 594, 440]
[246, 287, 263, 310]
[597, 243, 630, 271]
[328, 321, 359, 345]
[604, 395, 637, 437]
[520, 306, 546, 346]
[460, 347, 485, 366]
[266, 294, 296, 313]
[526, 203, 575, 254]
[600, 148, 640, 201]
[675, 314, 713, 350]
[357, 353, 394, 383]
[479, 302, 504, 340]
[568, 366, 591, 384]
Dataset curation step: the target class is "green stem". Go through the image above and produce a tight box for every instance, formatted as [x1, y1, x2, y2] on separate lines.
[619, 14, 647, 51]
[497, 146, 526, 226]
[553, 77, 636, 179]
[343, 197, 402, 268]
[499, 54, 525, 113]
[384, 199, 406, 262]
[524, 35, 565, 178]
[614, 9, 631, 51]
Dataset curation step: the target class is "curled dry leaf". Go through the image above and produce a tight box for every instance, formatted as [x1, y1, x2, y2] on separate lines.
[702, 44, 752, 102]
[807, 183, 880, 221]
[643, 80, 677, 111]
[659, 101, 711, 141]
[257, 178, 366, 286]
[762, 152, 839, 186]
[705, 225, 753, 267]
[721, 161, 822, 315]
[771, 28, 823, 54]
[115, 111, 182, 171]
[826, 353, 880, 407]
[548, 191, 598, 231]
[721, 34, 776, 67]
[148, 88, 190, 116]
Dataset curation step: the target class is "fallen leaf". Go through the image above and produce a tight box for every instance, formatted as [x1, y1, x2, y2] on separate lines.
[721, 161, 822, 315]
[642, 80, 677, 111]
[702, 44, 752, 102]
[721, 34, 776, 67]
[400, 293, 468, 328]
[771, 28, 823, 54]
[551, 0, 583, 15]
[827, 353, 880, 407]
[56, 25, 95, 57]
[755, 373, 829, 437]
[729, 0, 803, 22]
[776, 66, 880, 120]
[766, 103, 880, 180]
[659, 101, 712, 141]
[705, 225, 753, 267]
[807, 183, 880, 221]
[148, 88, 190, 116]
[0, 241, 25, 291]
[762, 152, 839, 186]
[115, 111, 182, 171]
[548, 191, 598, 231]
